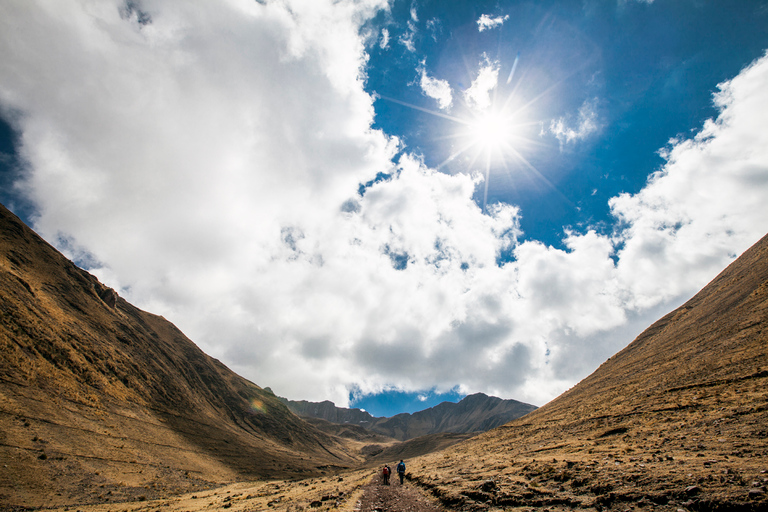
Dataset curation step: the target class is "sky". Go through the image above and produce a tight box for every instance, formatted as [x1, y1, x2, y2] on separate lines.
[1, 0, 767, 417]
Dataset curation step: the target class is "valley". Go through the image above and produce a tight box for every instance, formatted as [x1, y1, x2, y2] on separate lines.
[1, 201, 767, 512]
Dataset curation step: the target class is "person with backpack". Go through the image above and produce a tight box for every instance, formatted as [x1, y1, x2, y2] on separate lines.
[396, 459, 406, 484]
[382, 464, 390, 485]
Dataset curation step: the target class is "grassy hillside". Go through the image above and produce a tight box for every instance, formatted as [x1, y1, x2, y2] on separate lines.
[406, 233, 768, 511]
[0, 204, 357, 508]
[3, 199, 766, 512]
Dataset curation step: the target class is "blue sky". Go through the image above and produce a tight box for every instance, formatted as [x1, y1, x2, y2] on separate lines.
[351, 387, 465, 417]
[1, 0, 768, 417]
[363, 0, 768, 250]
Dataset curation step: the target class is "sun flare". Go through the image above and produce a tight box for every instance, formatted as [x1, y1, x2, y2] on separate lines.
[379, 71, 542, 213]
[466, 109, 516, 153]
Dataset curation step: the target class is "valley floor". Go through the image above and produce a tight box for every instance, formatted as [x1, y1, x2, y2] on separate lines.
[7, 451, 767, 512]
[21, 468, 446, 512]
[29, 469, 372, 512]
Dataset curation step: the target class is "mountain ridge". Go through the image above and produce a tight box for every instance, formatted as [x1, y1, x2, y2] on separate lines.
[406, 231, 768, 510]
[0, 203, 358, 508]
[281, 392, 537, 441]
[3, 198, 766, 511]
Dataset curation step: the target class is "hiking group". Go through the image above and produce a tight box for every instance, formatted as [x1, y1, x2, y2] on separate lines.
[381, 460, 406, 485]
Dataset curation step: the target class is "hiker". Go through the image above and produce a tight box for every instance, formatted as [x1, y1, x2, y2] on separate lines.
[382, 464, 390, 485]
[396, 459, 406, 484]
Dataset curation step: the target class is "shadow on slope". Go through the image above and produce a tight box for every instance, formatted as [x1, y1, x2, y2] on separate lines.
[0, 204, 356, 509]
[302, 416, 475, 463]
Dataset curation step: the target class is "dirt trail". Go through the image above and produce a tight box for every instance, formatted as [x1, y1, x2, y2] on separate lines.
[354, 473, 446, 512]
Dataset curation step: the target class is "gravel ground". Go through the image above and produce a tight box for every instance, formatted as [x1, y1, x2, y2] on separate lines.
[355, 473, 446, 512]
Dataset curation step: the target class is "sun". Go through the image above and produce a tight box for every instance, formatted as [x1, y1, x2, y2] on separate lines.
[377, 72, 543, 212]
[465, 109, 517, 155]
[448, 99, 542, 211]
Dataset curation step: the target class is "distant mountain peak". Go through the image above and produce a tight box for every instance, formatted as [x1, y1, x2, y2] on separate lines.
[281, 391, 536, 441]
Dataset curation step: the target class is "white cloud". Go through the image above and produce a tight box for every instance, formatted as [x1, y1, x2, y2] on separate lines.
[610, 52, 768, 309]
[399, 20, 417, 52]
[379, 27, 390, 49]
[549, 98, 600, 146]
[1, 2, 767, 409]
[425, 18, 441, 41]
[464, 59, 499, 111]
[0, 0, 394, 403]
[418, 63, 452, 110]
[477, 14, 509, 32]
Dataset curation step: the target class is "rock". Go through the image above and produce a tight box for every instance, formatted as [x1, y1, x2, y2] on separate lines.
[98, 287, 117, 308]
[481, 480, 497, 492]
[685, 485, 700, 495]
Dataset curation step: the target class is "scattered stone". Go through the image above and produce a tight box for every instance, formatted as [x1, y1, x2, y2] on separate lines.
[684, 485, 700, 495]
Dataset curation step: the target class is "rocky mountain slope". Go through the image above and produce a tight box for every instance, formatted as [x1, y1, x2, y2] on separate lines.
[283, 392, 537, 441]
[0, 204, 357, 509]
[407, 232, 768, 511]
[3, 196, 766, 512]
[284, 398, 376, 426]
[17, 233, 768, 512]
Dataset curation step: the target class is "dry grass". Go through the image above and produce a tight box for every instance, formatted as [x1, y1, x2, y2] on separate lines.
[32, 469, 372, 512]
[401, 232, 768, 511]
[2, 207, 768, 511]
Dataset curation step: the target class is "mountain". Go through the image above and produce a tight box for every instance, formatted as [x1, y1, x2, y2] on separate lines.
[282, 392, 537, 441]
[0, 203, 357, 509]
[283, 399, 377, 426]
[407, 232, 768, 511]
[4, 196, 766, 512]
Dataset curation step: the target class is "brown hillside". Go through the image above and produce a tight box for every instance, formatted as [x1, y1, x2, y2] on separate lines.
[407, 233, 768, 511]
[0, 204, 357, 509]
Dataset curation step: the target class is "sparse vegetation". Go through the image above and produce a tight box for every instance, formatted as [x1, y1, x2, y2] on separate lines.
[1, 206, 767, 511]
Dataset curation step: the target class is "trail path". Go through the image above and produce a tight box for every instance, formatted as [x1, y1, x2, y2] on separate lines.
[354, 473, 446, 512]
